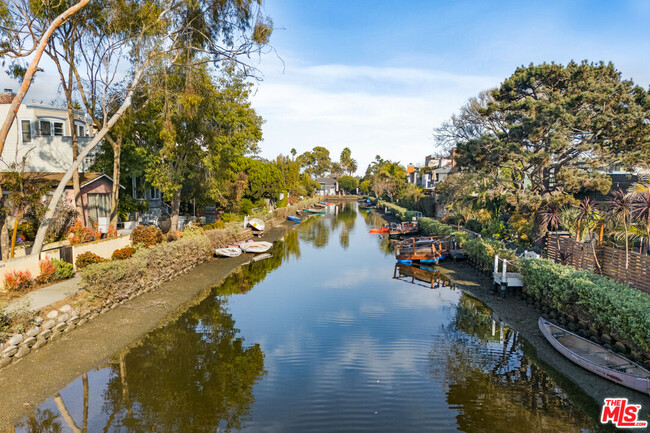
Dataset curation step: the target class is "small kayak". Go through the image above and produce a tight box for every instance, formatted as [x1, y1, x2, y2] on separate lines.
[240, 241, 273, 253]
[287, 216, 301, 222]
[305, 208, 326, 214]
[369, 227, 390, 233]
[248, 218, 265, 231]
[215, 247, 242, 257]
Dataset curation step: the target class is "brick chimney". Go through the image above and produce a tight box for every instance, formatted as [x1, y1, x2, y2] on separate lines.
[0, 89, 15, 104]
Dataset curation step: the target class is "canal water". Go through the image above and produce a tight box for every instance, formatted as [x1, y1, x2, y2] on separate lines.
[14, 202, 601, 432]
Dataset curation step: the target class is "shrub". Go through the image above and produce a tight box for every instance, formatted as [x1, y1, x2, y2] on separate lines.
[4, 270, 32, 291]
[520, 259, 650, 356]
[462, 237, 517, 272]
[36, 259, 56, 284]
[111, 247, 135, 260]
[16, 221, 37, 242]
[419, 217, 453, 236]
[52, 259, 74, 280]
[130, 225, 163, 248]
[68, 221, 96, 244]
[240, 198, 254, 215]
[76, 251, 105, 269]
[214, 220, 225, 229]
[107, 224, 118, 238]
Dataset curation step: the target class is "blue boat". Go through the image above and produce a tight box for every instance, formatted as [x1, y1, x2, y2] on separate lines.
[287, 216, 301, 222]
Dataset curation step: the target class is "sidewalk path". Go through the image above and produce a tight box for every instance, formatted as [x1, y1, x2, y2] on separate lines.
[5, 276, 82, 314]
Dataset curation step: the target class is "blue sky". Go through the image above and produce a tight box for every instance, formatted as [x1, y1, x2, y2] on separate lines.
[7, 0, 650, 173]
[251, 0, 650, 172]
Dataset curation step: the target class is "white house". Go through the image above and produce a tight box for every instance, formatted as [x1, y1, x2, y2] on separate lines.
[0, 90, 96, 172]
[315, 177, 339, 195]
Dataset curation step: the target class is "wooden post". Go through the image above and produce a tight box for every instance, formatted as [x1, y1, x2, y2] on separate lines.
[494, 254, 499, 274]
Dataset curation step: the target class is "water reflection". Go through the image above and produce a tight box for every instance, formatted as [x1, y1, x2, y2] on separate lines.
[12, 201, 601, 432]
[434, 294, 599, 432]
[393, 263, 451, 289]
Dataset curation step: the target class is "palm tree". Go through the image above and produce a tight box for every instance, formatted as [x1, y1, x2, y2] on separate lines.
[607, 189, 632, 269]
[631, 190, 650, 255]
[574, 197, 596, 241]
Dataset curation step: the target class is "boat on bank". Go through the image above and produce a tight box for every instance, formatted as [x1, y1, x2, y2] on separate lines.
[215, 247, 242, 257]
[538, 317, 650, 395]
[248, 218, 265, 231]
[239, 241, 273, 253]
[369, 225, 390, 233]
[394, 236, 450, 263]
[287, 216, 301, 222]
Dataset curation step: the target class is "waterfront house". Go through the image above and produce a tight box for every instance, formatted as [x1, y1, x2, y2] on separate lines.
[316, 176, 339, 195]
[0, 89, 113, 227]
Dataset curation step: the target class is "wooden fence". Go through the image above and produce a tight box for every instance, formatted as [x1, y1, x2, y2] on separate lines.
[546, 232, 650, 294]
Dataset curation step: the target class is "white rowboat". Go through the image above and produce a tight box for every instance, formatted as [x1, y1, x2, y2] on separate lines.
[538, 317, 650, 395]
[248, 218, 265, 231]
[239, 241, 273, 254]
[215, 247, 242, 257]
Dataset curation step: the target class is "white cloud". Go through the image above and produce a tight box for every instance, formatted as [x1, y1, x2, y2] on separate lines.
[252, 59, 500, 171]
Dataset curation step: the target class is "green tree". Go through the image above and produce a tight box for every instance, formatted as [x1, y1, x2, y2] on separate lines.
[337, 175, 359, 194]
[298, 146, 332, 177]
[28, 0, 273, 254]
[437, 61, 650, 243]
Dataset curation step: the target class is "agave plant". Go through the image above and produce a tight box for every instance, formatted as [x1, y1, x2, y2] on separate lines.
[607, 189, 632, 269]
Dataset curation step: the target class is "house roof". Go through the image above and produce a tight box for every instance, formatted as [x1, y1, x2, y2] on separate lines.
[0, 172, 125, 189]
[316, 177, 338, 186]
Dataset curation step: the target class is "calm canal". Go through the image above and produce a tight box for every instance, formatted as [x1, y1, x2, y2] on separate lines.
[14, 202, 601, 432]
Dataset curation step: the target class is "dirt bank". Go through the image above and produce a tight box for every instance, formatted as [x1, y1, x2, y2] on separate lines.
[0, 224, 292, 428]
[435, 260, 650, 423]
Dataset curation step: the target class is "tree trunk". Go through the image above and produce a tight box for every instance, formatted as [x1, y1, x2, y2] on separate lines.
[0, 0, 91, 153]
[623, 221, 630, 268]
[109, 137, 122, 227]
[0, 218, 8, 261]
[31, 63, 147, 256]
[67, 104, 84, 224]
[530, 210, 548, 249]
[170, 189, 181, 233]
[10, 218, 18, 259]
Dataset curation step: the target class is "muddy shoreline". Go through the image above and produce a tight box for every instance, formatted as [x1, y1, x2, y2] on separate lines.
[0, 223, 292, 428]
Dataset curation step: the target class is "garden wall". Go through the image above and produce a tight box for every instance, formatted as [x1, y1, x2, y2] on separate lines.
[71, 235, 131, 269]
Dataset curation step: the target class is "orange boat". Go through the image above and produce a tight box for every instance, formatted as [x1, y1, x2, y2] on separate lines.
[369, 226, 390, 233]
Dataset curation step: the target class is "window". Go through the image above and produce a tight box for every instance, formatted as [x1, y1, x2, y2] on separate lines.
[150, 188, 161, 200]
[53, 122, 63, 136]
[21, 120, 31, 143]
[77, 125, 85, 137]
[87, 193, 111, 226]
[39, 120, 51, 136]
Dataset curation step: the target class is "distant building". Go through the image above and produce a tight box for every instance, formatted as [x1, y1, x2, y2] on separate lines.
[315, 176, 339, 195]
[406, 149, 457, 192]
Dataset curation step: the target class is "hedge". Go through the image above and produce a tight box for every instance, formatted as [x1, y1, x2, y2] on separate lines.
[520, 258, 650, 356]
[462, 237, 518, 272]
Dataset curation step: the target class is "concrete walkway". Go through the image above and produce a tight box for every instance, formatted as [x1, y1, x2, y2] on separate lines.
[4, 276, 82, 314]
